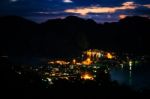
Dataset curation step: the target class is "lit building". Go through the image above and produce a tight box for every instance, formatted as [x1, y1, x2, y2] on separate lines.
[106, 53, 113, 59]
[82, 58, 92, 65]
[81, 72, 94, 80]
[83, 49, 103, 60]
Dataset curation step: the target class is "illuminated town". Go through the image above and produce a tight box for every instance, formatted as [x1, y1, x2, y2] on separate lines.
[11, 49, 145, 87]
[1, 0, 150, 98]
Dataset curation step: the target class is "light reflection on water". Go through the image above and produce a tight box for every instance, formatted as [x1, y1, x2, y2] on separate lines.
[110, 63, 150, 89]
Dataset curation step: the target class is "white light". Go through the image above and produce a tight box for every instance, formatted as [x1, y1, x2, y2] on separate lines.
[120, 64, 124, 69]
[63, 0, 73, 3]
[129, 66, 132, 70]
[129, 61, 132, 67]
[47, 78, 53, 85]
[10, 0, 18, 2]
[47, 78, 52, 82]
[129, 61, 132, 70]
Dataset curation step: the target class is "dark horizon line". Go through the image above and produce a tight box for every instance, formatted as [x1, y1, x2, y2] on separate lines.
[1, 15, 150, 24]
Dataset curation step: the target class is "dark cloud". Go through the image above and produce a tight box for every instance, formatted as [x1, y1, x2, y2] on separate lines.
[134, 7, 150, 16]
[134, 0, 150, 4]
[73, 0, 128, 6]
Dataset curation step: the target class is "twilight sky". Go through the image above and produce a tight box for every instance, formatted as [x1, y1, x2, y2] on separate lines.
[0, 0, 150, 23]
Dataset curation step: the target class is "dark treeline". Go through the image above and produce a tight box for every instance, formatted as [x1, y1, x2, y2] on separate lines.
[0, 16, 150, 57]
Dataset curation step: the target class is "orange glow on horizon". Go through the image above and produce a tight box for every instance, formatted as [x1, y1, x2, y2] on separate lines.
[143, 4, 150, 8]
[65, 2, 137, 15]
[119, 14, 127, 19]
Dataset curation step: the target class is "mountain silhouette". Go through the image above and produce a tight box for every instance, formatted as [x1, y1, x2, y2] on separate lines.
[0, 15, 150, 57]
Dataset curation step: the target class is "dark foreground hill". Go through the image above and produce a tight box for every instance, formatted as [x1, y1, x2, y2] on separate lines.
[0, 16, 150, 57]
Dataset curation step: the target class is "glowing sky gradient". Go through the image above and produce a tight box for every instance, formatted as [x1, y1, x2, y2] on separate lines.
[0, 0, 150, 23]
